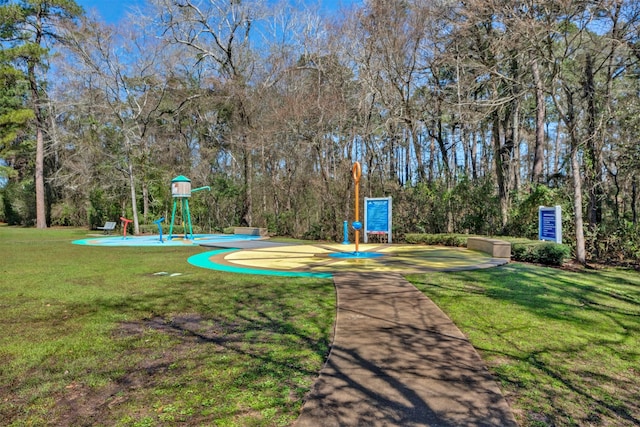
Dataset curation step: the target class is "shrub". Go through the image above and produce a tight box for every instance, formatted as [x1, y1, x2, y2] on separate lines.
[536, 242, 571, 265]
[511, 241, 570, 266]
[404, 233, 468, 247]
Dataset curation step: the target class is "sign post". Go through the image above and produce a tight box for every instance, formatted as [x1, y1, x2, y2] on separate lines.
[538, 205, 562, 244]
[364, 197, 392, 243]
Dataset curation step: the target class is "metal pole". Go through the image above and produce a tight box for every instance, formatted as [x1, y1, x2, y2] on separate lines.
[168, 199, 178, 240]
[184, 198, 193, 239]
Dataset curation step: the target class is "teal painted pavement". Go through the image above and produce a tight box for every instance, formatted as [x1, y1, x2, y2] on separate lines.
[72, 234, 262, 247]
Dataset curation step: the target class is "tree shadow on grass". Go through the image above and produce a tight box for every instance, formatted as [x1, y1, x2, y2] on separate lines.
[408, 264, 640, 426]
[2, 277, 336, 426]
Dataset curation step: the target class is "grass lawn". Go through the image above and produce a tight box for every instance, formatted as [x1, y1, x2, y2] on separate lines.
[0, 226, 335, 426]
[2, 226, 639, 426]
[408, 264, 640, 427]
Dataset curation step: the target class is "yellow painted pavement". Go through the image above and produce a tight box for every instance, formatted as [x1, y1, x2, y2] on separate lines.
[213, 244, 505, 274]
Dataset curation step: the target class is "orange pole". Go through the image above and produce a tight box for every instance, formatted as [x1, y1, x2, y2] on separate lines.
[352, 162, 362, 252]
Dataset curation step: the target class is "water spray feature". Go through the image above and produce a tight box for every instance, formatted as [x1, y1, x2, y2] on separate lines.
[120, 216, 133, 239]
[352, 161, 361, 253]
[154, 217, 165, 243]
[168, 175, 211, 240]
[330, 162, 384, 260]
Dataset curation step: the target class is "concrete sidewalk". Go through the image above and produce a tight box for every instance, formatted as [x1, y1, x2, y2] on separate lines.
[295, 272, 518, 427]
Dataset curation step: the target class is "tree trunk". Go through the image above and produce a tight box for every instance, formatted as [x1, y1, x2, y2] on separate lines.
[428, 136, 435, 182]
[128, 159, 140, 235]
[142, 181, 149, 220]
[584, 53, 602, 228]
[564, 87, 586, 264]
[531, 59, 546, 184]
[242, 146, 253, 226]
[35, 127, 47, 228]
[470, 130, 478, 180]
[493, 113, 512, 231]
[512, 105, 520, 192]
[29, 28, 46, 229]
[632, 177, 637, 225]
[571, 144, 586, 264]
[411, 125, 424, 182]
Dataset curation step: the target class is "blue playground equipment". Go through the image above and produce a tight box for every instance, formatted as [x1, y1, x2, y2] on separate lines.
[154, 217, 165, 242]
[342, 220, 349, 244]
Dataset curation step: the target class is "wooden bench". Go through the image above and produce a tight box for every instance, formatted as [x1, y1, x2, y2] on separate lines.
[467, 237, 511, 259]
[96, 221, 116, 234]
[234, 227, 268, 236]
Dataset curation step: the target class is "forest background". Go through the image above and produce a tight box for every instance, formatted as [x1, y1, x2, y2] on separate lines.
[2, 0, 640, 265]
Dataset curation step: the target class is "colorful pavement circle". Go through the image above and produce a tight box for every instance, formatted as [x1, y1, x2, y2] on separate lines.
[187, 243, 508, 278]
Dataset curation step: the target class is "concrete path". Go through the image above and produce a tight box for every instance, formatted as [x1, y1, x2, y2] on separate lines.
[295, 272, 518, 427]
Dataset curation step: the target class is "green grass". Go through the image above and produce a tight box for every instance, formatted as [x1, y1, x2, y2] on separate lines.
[407, 264, 640, 426]
[0, 226, 335, 426]
[3, 226, 640, 426]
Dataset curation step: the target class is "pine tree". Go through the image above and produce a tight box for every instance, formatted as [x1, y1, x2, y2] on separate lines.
[0, 0, 82, 228]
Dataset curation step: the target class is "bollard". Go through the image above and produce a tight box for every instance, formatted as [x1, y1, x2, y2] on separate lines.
[342, 221, 350, 244]
[154, 217, 165, 243]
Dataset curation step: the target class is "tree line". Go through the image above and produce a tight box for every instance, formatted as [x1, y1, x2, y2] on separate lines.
[2, 0, 640, 264]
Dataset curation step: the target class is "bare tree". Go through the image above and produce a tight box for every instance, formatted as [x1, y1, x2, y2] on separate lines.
[158, 0, 264, 226]
[63, 14, 175, 234]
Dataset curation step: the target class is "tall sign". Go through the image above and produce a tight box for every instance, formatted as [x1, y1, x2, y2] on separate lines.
[364, 197, 392, 243]
[539, 205, 562, 244]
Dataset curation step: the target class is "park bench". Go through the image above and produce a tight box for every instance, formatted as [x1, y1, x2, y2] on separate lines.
[467, 237, 511, 259]
[97, 221, 116, 234]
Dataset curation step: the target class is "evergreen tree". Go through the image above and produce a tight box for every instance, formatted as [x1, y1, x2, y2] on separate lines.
[0, 62, 33, 181]
[0, 0, 82, 228]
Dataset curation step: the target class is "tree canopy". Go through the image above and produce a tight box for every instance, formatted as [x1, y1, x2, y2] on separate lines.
[2, 0, 640, 264]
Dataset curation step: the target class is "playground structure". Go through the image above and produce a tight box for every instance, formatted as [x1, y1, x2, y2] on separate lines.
[168, 175, 211, 240]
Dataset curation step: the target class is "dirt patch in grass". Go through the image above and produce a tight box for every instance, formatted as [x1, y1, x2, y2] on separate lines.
[39, 314, 316, 426]
[53, 317, 210, 426]
[117, 314, 235, 344]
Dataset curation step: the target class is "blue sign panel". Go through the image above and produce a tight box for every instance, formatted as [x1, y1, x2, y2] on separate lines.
[539, 206, 562, 244]
[364, 197, 392, 243]
[366, 200, 389, 232]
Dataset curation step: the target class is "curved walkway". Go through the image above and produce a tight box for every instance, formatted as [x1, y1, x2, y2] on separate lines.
[295, 272, 518, 427]
[187, 242, 517, 424]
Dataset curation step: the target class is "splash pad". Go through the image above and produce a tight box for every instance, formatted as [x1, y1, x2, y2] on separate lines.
[72, 233, 263, 247]
[72, 167, 508, 277]
[187, 243, 507, 278]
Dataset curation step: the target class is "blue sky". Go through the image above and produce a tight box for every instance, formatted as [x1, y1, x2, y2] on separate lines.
[76, 0, 146, 23]
[76, 0, 357, 24]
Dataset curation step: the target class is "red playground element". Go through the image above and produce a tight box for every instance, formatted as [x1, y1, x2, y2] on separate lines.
[120, 217, 133, 239]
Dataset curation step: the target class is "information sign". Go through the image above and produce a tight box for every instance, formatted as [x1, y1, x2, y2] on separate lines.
[364, 197, 392, 243]
[539, 205, 562, 244]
